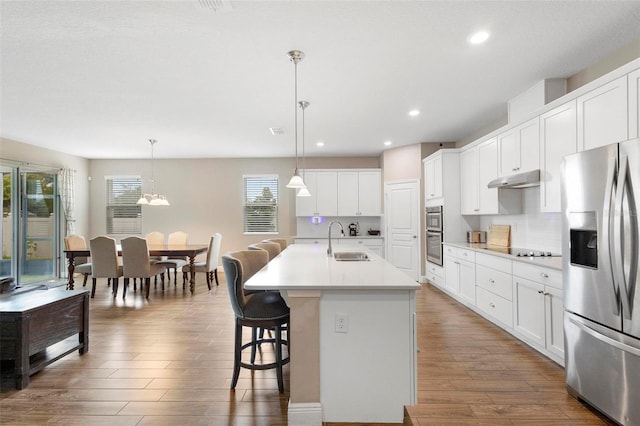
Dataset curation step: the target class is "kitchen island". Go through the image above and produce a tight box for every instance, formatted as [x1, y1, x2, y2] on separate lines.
[244, 243, 420, 425]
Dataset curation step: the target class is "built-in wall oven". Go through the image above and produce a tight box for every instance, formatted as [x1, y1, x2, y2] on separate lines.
[426, 206, 443, 266]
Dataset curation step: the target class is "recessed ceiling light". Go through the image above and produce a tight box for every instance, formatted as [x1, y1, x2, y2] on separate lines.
[316, 141, 325, 147]
[384, 141, 392, 146]
[408, 109, 420, 117]
[469, 31, 490, 44]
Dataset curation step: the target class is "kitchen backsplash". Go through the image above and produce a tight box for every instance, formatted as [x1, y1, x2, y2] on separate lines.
[296, 216, 382, 238]
[479, 186, 562, 253]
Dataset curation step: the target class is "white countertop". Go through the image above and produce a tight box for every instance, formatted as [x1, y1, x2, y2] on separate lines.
[244, 244, 420, 291]
[444, 242, 563, 270]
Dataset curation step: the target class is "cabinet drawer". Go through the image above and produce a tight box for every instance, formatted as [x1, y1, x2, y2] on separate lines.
[427, 271, 444, 288]
[476, 287, 513, 327]
[426, 262, 444, 278]
[476, 265, 513, 300]
[513, 262, 562, 289]
[476, 252, 512, 274]
[353, 238, 383, 247]
[443, 245, 457, 257]
[457, 248, 475, 262]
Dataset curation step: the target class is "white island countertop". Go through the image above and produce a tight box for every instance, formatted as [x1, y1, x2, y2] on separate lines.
[244, 243, 421, 291]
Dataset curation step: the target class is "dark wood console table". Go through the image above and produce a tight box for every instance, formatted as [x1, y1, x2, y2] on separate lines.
[0, 289, 89, 389]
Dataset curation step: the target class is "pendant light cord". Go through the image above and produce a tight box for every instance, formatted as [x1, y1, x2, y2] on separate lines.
[294, 59, 299, 170]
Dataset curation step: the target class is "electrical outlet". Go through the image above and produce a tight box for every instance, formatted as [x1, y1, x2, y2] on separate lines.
[335, 312, 348, 333]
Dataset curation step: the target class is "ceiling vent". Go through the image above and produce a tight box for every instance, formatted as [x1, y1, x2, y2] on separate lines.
[269, 127, 286, 136]
[196, 0, 233, 12]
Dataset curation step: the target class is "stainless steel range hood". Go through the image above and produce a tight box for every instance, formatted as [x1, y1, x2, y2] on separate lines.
[487, 169, 540, 189]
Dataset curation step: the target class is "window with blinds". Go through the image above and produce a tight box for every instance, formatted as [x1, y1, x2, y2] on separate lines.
[106, 177, 142, 234]
[243, 175, 278, 233]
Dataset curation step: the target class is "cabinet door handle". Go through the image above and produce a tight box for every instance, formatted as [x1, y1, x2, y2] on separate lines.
[489, 302, 496, 308]
[489, 278, 495, 283]
[538, 290, 544, 294]
[540, 272, 549, 278]
[544, 292, 550, 296]
[474, 208, 480, 212]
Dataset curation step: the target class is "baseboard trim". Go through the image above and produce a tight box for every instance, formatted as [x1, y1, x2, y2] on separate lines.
[288, 401, 322, 426]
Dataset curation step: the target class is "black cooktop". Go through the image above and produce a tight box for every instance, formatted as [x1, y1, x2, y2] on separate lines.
[482, 246, 560, 257]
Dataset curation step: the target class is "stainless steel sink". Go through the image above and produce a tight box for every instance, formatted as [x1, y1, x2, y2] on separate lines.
[333, 251, 370, 261]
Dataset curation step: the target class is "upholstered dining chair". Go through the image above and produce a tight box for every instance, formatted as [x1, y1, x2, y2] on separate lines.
[181, 233, 222, 290]
[248, 241, 281, 261]
[222, 250, 290, 393]
[262, 238, 288, 252]
[157, 231, 189, 284]
[89, 236, 123, 298]
[64, 234, 92, 287]
[121, 236, 166, 299]
[145, 231, 165, 261]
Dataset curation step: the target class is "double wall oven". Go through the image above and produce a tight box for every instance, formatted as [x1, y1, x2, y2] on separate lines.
[426, 206, 443, 266]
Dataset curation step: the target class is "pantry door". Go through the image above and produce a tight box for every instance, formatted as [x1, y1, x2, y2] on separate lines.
[384, 180, 419, 280]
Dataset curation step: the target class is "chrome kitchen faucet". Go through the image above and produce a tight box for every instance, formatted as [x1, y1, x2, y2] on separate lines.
[327, 221, 344, 256]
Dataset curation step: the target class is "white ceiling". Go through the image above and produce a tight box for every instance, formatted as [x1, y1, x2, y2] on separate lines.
[1, 1, 640, 160]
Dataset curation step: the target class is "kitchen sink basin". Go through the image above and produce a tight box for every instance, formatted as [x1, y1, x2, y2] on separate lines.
[333, 251, 370, 261]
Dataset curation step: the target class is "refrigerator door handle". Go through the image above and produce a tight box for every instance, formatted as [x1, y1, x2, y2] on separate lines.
[569, 315, 640, 357]
[614, 156, 636, 320]
[604, 156, 621, 315]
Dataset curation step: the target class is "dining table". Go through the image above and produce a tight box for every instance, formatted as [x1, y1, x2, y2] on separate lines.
[64, 243, 208, 294]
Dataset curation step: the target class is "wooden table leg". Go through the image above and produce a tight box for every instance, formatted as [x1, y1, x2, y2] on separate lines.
[67, 255, 76, 290]
[189, 255, 196, 294]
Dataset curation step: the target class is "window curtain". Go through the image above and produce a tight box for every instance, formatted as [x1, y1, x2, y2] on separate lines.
[58, 168, 75, 235]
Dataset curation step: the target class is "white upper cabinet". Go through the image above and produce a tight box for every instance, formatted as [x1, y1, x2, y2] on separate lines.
[477, 138, 499, 214]
[337, 170, 382, 216]
[424, 154, 443, 200]
[295, 171, 338, 216]
[497, 117, 540, 176]
[577, 75, 628, 151]
[540, 100, 578, 213]
[629, 69, 640, 139]
[460, 147, 478, 214]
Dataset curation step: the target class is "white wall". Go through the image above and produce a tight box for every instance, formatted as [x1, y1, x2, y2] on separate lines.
[89, 156, 379, 260]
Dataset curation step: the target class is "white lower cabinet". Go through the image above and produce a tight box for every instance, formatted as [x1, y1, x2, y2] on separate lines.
[425, 262, 445, 289]
[512, 262, 564, 365]
[438, 244, 564, 366]
[443, 247, 475, 306]
[475, 253, 513, 328]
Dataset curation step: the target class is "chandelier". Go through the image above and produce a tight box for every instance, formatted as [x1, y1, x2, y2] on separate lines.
[297, 100, 311, 197]
[137, 139, 170, 206]
[285, 50, 307, 189]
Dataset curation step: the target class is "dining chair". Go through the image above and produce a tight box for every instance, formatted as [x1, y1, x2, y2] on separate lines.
[222, 250, 290, 393]
[64, 234, 92, 287]
[248, 241, 281, 261]
[145, 231, 165, 261]
[181, 233, 222, 290]
[121, 236, 166, 299]
[89, 236, 124, 298]
[262, 238, 288, 252]
[157, 231, 189, 284]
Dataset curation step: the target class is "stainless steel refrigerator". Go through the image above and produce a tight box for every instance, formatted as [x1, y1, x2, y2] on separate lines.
[561, 139, 640, 425]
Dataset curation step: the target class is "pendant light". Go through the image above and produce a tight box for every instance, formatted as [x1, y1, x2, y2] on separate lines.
[286, 50, 306, 189]
[137, 139, 170, 206]
[297, 100, 311, 197]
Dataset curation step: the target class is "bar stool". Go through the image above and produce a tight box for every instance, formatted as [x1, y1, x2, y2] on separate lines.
[222, 250, 289, 393]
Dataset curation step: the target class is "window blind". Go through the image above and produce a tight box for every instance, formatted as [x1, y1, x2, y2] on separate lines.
[106, 177, 142, 234]
[243, 175, 278, 233]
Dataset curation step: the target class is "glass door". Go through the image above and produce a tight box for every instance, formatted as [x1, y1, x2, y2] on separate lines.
[1, 166, 16, 278]
[1, 164, 59, 286]
[21, 171, 58, 284]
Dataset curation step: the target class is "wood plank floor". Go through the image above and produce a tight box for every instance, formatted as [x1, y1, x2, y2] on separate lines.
[0, 275, 612, 425]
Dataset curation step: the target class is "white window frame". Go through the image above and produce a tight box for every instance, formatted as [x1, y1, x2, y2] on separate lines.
[105, 175, 142, 235]
[243, 174, 279, 235]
